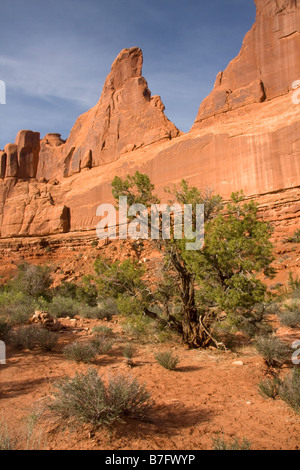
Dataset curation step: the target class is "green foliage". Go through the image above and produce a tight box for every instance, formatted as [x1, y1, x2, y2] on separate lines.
[0, 318, 12, 341]
[110, 172, 276, 348]
[155, 351, 179, 371]
[48, 295, 80, 318]
[285, 229, 300, 243]
[0, 290, 35, 324]
[258, 376, 281, 399]
[254, 336, 291, 368]
[116, 294, 143, 317]
[95, 258, 147, 299]
[48, 368, 153, 427]
[0, 420, 18, 450]
[211, 434, 252, 450]
[9, 325, 39, 350]
[63, 341, 98, 363]
[9, 262, 52, 299]
[279, 308, 300, 328]
[36, 329, 59, 352]
[90, 333, 114, 354]
[112, 171, 159, 209]
[92, 325, 114, 336]
[123, 344, 135, 360]
[54, 277, 98, 307]
[8, 326, 58, 351]
[187, 193, 275, 313]
[279, 368, 300, 413]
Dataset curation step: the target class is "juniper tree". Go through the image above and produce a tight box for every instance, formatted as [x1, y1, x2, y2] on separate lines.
[95, 172, 275, 348]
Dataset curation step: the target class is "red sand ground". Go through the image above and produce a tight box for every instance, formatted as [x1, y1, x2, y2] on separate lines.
[0, 316, 299, 450]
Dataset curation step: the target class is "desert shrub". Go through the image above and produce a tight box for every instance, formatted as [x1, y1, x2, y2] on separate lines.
[258, 376, 281, 399]
[91, 334, 114, 354]
[122, 314, 172, 344]
[279, 368, 300, 413]
[48, 368, 153, 427]
[116, 295, 142, 317]
[0, 319, 12, 341]
[123, 344, 135, 366]
[123, 344, 135, 360]
[63, 341, 98, 363]
[8, 326, 58, 351]
[279, 309, 300, 328]
[9, 326, 39, 350]
[155, 351, 179, 371]
[0, 420, 18, 450]
[254, 335, 291, 368]
[96, 298, 119, 320]
[211, 434, 252, 450]
[0, 291, 35, 324]
[78, 305, 110, 320]
[10, 262, 52, 299]
[35, 329, 59, 352]
[92, 326, 113, 336]
[286, 229, 300, 243]
[48, 295, 80, 318]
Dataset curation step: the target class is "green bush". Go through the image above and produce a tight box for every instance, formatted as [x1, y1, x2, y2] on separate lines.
[279, 306, 300, 329]
[279, 368, 300, 414]
[254, 336, 291, 368]
[155, 351, 179, 371]
[8, 326, 58, 351]
[10, 262, 52, 299]
[92, 326, 113, 336]
[48, 295, 80, 318]
[0, 291, 35, 324]
[211, 434, 252, 450]
[91, 334, 114, 354]
[123, 344, 135, 360]
[63, 341, 97, 363]
[48, 368, 153, 427]
[286, 229, 300, 243]
[35, 329, 59, 352]
[0, 319, 12, 341]
[9, 326, 39, 350]
[258, 377, 280, 399]
[0, 420, 18, 450]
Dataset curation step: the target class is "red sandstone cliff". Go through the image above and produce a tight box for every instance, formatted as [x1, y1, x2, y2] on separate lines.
[0, 0, 299, 238]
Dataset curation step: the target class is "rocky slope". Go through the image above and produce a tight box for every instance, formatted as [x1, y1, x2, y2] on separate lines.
[0, 0, 299, 251]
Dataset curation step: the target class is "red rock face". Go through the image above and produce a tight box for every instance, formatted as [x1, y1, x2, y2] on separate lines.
[192, 0, 300, 125]
[37, 47, 181, 180]
[0, 0, 299, 238]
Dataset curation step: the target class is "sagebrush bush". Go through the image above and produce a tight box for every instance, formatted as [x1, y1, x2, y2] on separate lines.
[211, 434, 252, 450]
[48, 296, 80, 319]
[155, 351, 179, 371]
[91, 334, 114, 354]
[258, 377, 280, 399]
[254, 335, 291, 367]
[279, 310, 300, 329]
[35, 329, 59, 352]
[0, 319, 12, 341]
[279, 368, 300, 414]
[48, 368, 153, 427]
[10, 262, 52, 299]
[9, 326, 39, 350]
[0, 420, 18, 450]
[8, 326, 58, 351]
[92, 326, 113, 336]
[63, 341, 98, 363]
[123, 344, 135, 360]
[0, 291, 34, 324]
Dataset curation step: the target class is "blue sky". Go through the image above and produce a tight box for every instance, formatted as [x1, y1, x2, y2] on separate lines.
[0, 0, 256, 149]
